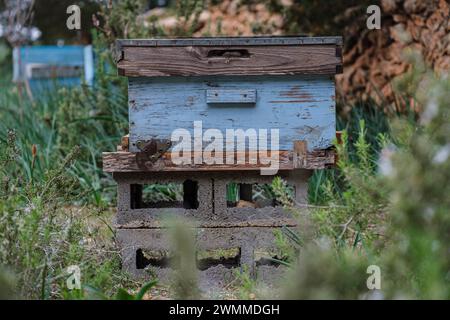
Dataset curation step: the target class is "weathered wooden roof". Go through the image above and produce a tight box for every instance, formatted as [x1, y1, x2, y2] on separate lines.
[116, 36, 343, 77]
[116, 36, 342, 49]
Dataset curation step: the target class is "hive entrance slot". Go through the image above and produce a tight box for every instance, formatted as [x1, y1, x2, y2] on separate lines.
[226, 182, 295, 208]
[207, 49, 250, 58]
[196, 248, 241, 271]
[130, 180, 199, 209]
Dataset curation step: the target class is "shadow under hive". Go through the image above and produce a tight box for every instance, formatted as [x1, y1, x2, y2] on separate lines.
[103, 36, 343, 284]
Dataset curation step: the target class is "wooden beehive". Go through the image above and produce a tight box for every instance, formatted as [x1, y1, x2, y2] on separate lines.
[105, 36, 343, 279]
[13, 45, 94, 98]
[104, 36, 343, 172]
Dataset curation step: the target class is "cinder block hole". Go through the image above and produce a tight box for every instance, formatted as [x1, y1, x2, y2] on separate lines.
[136, 249, 170, 269]
[130, 180, 199, 209]
[226, 182, 295, 208]
[255, 257, 284, 267]
[254, 250, 286, 267]
[196, 248, 241, 271]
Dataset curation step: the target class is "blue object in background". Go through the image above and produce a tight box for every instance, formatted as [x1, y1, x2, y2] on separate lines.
[13, 45, 94, 98]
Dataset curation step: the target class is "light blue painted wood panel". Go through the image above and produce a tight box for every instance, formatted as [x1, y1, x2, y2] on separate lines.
[13, 45, 94, 97]
[206, 89, 257, 104]
[128, 75, 336, 152]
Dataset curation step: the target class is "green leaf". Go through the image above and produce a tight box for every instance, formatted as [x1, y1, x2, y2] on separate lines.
[115, 288, 135, 300]
[282, 226, 303, 247]
[135, 280, 158, 300]
[267, 257, 292, 268]
[352, 231, 361, 250]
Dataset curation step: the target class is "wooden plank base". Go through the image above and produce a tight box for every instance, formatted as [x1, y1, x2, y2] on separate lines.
[102, 149, 334, 172]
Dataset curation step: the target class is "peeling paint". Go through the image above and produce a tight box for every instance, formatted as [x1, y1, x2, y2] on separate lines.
[128, 75, 336, 152]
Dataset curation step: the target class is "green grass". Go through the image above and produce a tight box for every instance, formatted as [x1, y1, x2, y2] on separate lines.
[0, 47, 129, 205]
[308, 101, 392, 205]
[0, 51, 132, 298]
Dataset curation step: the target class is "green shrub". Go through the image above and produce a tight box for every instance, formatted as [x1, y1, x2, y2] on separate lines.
[381, 69, 450, 299]
[276, 56, 449, 299]
[0, 132, 124, 299]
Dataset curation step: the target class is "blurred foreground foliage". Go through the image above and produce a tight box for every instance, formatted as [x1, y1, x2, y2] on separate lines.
[275, 57, 449, 299]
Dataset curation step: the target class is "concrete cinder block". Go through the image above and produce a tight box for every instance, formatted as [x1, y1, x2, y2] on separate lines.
[116, 227, 284, 283]
[212, 170, 312, 217]
[113, 170, 311, 285]
[113, 172, 213, 228]
[113, 170, 311, 229]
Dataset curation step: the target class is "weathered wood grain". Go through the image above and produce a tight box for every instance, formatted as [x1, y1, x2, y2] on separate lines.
[116, 37, 343, 48]
[206, 89, 257, 104]
[121, 134, 129, 152]
[102, 149, 335, 172]
[294, 148, 335, 170]
[293, 140, 335, 169]
[103, 151, 292, 172]
[118, 45, 342, 77]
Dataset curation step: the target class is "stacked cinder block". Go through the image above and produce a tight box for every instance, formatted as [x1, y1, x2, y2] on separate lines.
[114, 171, 310, 280]
[103, 36, 342, 284]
